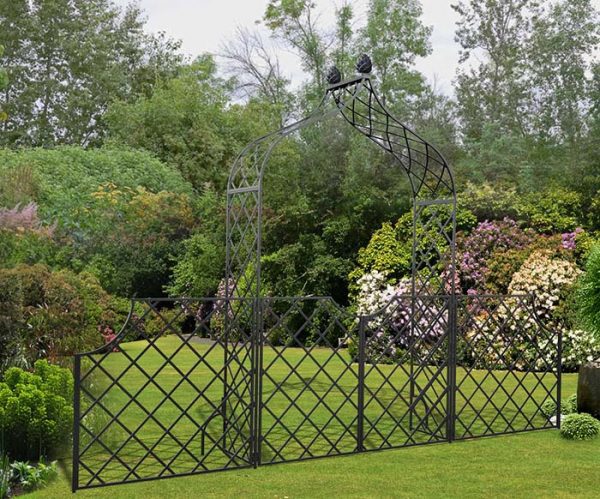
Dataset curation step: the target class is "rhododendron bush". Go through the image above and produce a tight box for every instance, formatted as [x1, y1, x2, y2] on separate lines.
[456, 218, 531, 293]
[463, 251, 600, 372]
[352, 223, 600, 371]
[354, 271, 447, 363]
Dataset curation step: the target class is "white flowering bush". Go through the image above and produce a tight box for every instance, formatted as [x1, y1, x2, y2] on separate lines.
[465, 251, 600, 372]
[354, 270, 446, 363]
[508, 251, 581, 322]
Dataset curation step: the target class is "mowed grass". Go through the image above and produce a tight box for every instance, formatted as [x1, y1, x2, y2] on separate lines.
[31, 410, 600, 497]
[34, 335, 590, 497]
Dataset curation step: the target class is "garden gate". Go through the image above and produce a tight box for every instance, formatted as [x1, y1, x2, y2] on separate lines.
[72, 57, 561, 491]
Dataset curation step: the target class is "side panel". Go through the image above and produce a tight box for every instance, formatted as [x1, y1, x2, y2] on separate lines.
[72, 298, 254, 491]
[454, 294, 560, 439]
[258, 297, 359, 463]
[360, 295, 450, 450]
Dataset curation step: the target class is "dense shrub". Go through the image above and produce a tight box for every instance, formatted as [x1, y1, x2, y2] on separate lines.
[167, 232, 224, 297]
[0, 147, 196, 298]
[540, 399, 557, 418]
[0, 361, 73, 460]
[0, 264, 127, 371]
[456, 218, 532, 293]
[560, 413, 600, 440]
[262, 234, 353, 305]
[541, 394, 579, 418]
[0, 230, 61, 269]
[81, 183, 197, 296]
[348, 223, 411, 293]
[458, 182, 518, 221]
[508, 252, 600, 371]
[562, 394, 578, 415]
[349, 206, 476, 296]
[0, 202, 62, 269]
[577, 243, 600, 344]
[483, 233, 575, 294]
[464, 251, 600, 371]
[516, 188, 582, 233]
[353, 270, 446, 363]
[167, 188, 225, 297]
[0, 147, 191, 224]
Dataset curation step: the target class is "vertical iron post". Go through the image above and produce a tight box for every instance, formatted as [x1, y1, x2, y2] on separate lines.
[72, 355, 81, 493]
[252, 296, 264, 466]
[357, 316, 366, 452]
[249, 297, 258, 468]
[223, 193, 231, 447]
[557, 328, 563, 429]
[447, 295, 457, 443]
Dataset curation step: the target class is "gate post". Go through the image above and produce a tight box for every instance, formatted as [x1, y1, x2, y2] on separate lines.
[356, 316, 366, 452]
[254, 296, 264, 466]
[447, 295, 457, 443]
[250, 297, 263, 467]
[72, 355, 81, 492]
[556, 328, 563, 429]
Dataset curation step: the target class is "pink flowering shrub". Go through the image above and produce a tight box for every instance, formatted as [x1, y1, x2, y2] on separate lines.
[561, 228, 583, 250]
[0, 202, 55, 236]
[99, 325, 119, 352]
[456, 218, 531, 294]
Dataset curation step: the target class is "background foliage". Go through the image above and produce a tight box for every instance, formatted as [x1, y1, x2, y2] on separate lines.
[0, 0, 597, 472]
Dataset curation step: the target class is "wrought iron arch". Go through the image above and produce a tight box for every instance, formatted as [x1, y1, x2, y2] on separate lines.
[71, 57, 561, 492]
[226, 71, 457, 303]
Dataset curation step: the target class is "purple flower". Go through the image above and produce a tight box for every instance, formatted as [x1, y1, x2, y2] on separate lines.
[455, 218, 531, 293]
[561, 228, 583, 250]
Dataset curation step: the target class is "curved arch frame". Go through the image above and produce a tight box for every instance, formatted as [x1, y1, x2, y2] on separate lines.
[226, 75, 457, 303]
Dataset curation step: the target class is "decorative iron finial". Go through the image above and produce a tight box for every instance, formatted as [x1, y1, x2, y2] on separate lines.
[326, 65, 342, 85]
[356, 54, 372, 74]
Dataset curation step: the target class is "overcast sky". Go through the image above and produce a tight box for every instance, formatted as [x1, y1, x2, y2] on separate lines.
[114, 0, 598, 96]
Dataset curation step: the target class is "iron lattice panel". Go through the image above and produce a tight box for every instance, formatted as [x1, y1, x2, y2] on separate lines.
[72, 294, 560, 491]
[359, 295, 451, 450]
[454, 294, 560, 439]
[72, 298, 254, 490]
[259, 297, 359, 463]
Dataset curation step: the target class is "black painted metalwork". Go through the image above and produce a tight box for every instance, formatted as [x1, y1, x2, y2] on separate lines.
[72, 294, 559, 490]
[72, 56, 561, 491]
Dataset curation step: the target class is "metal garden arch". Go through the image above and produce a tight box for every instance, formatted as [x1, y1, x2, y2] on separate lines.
[226, 61, 457, 304]
[72, 56, 560, 492]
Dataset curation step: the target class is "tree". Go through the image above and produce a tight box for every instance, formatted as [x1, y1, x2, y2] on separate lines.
[452, 0, 598, 194]
[359, 0, 432, 108]
[453, 0, 598, 143]
[0, 0, 183, 147]
[107, 56, 281, 191]
[220, 27, 294, 124]
[452, 0, 535, 140]
[263, 0, 328, 88]
[527, 0, 599, 144]
[331, 2, 355, 78]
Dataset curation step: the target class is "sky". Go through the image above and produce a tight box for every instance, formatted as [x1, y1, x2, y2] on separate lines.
[115, 0, 462, 95]
[114, 0, 600, 96]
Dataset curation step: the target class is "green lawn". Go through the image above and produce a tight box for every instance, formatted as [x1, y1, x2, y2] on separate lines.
[30, 422, 600, 498]
[31, 335, 589, 497]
